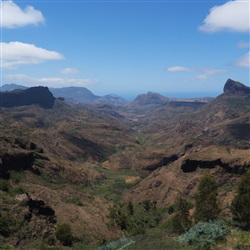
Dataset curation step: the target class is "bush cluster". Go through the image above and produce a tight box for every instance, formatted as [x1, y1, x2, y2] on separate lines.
[108, 200, 161, 235]
[178, 220, 229, 250]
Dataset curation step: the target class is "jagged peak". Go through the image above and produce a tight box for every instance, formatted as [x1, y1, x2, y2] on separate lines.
[223, 79, 250, 96]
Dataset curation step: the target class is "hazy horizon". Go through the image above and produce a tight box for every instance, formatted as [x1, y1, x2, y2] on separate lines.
[1, 0, 249, 97]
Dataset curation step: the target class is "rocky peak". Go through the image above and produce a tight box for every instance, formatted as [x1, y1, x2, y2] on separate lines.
[223, 79, 250, 96]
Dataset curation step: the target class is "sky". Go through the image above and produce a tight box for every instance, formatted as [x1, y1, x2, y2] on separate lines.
[0, 0, 249, 99]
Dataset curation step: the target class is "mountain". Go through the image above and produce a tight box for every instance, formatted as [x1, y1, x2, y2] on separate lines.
[1, 83, 27, 92]
[128, 91, 169, 106]
[223, 78, 250, 96]
[49, 86, 100, 103]
[0, 86, 56, 109]
[123, 79, 250, 206]
[1, 84, 127, 106]
[0, 78, 249, 249]
[0, 99, 138, 248]
[94, 94, 127, 106]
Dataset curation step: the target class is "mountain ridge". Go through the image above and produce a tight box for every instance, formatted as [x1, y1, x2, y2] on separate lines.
[0, 86, 55, 109]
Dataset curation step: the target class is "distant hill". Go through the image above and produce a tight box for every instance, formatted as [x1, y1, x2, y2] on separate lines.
[49, 86, 100, 103]
[0, 86, 55, 109]
[124, 91, 208, 115]
[1, 83, 27, 92]
[94, 94, 127, 106]
[128, 92, 169, 106]
[1, 84, 127, 106]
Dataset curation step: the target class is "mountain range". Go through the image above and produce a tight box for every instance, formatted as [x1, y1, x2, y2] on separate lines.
[1, 83, 213, 110]
[1, 84, 128, 106]
[0, 78, 249, 249]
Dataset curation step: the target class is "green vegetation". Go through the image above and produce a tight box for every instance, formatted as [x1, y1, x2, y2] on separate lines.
[65, 197, 83, 206]
[178, 220, 229, 250]
[99, 237, 135, 250]
[108, 200, 161, 236]
[171, 197, 192, 234]
[230, 228, 250, 249]
[9, 170, 23, 184]
[0, 210, 24, 237]
[231, 170, 250, 229]
[126, 233, 193, 250]
[194, 172, 220, 223]
[55, 223, 73, 246]
[82, 166, 139, 202]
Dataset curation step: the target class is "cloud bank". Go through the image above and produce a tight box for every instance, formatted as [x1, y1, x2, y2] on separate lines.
[1, 0, 45, 28]
[199, 0, 250, 33]
[60, 68, 79, 74]
[237, 41, 250, 49]
[1, 42, 64, 69]
[167, 66, 193, 72]
[235, 51, 250, 68]
[167, 65, 227, 80]
[4, 74, 97, 88]
[195, 69, 227, 80]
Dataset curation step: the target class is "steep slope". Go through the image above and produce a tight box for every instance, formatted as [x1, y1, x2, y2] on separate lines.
[1, 84, 127, 106]
[0, 100, 138, 248]
[124, 79, 250, 212]
[0, 86, 56, 109]
[0, 78, 249, 248]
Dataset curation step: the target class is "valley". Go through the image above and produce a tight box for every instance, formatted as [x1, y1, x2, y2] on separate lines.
[0, 79, 249, 249]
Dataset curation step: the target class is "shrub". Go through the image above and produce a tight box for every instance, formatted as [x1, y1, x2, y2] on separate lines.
[231, 170, 250, 229]
[177, 220, 229, 250]
[194, 172, 220, 223]
[108, 200, 161, 235]
[55, 223, 73, 246]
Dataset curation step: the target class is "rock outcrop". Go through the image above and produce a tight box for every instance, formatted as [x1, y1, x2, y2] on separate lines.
[0, 86, 56, 109]
[223, 79, 250, 96]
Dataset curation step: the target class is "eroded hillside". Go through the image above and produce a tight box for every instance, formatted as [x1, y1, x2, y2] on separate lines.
[0, 79, 249, 249]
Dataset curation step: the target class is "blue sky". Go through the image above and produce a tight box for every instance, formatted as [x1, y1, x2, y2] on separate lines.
[1, 0, 249, 99]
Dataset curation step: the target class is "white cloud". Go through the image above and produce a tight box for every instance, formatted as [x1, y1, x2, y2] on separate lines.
[167, 66, 194, 72]
[199, 0, 250, 33]
[235, 51, 250, 68]
[60, 67, 79, 74]
[1, 0, 45, 28]
[195, 69, 227, 80]
[4, 74, 97, 88]
[237, 41, 250, 49]
[1, 42, 64, 69]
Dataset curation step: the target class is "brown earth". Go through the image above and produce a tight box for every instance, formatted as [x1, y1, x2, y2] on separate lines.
[0, 79, 249, 248]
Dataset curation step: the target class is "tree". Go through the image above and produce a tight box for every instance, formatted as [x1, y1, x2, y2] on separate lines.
[194, 172, 220, 223]
[172, 197, 192, 234]
[231, 170, 250, 229]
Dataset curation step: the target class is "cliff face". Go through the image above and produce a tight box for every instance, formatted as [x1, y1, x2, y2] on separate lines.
[0, 86, 56, 109]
